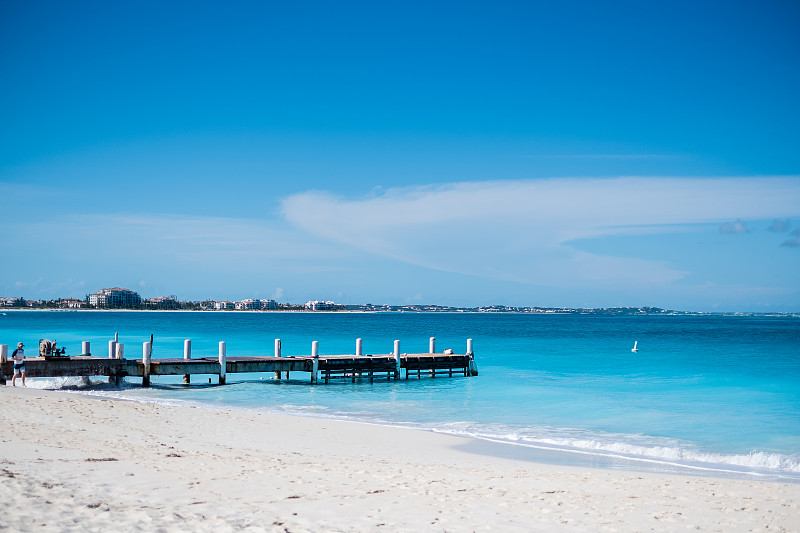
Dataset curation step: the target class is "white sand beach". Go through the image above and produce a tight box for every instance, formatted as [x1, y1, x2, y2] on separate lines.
[1, 386, 798, 533]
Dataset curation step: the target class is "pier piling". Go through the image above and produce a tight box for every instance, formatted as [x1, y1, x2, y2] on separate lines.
[429, 337, 435, 354]
[82, 341, 90, 357]
[467, 338, 478, 376]
[311, 341, 319, 383]
[274, 339, 281, 380]
[0, 345, 6, 385]
[219, 341, 226, 385]
[393, 340, 402, 379]
[142, 341, 151, 387]
[183, 339, 191, 384]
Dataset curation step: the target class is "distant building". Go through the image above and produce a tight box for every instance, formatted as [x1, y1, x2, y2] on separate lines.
[214, 301, 234, 310]
[1, 297, 27, 307]
[235, 299, 261, 310]
[144, 296, 180, 309]
[304, 300, 336, 311]
[230, 299, 278, 310]
[58, 298, 84, 309]
[88, 287, 142, 308]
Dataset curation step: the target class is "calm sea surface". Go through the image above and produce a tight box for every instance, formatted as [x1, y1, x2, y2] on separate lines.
[2, 310, 799, 480]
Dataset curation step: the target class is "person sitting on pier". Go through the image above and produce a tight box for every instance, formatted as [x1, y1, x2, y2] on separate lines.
[39, 339, 65, 357]
[40, 339, 52, 357]
[11, 342, 26, 387]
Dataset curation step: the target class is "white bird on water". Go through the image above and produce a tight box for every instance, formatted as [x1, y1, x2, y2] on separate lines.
[631, 341, 639, 353]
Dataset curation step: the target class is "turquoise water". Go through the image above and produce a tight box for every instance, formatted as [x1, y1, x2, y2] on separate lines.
[2, 310, 799, 479]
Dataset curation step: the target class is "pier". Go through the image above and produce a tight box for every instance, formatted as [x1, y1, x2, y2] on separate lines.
[0, 337, 478, 386]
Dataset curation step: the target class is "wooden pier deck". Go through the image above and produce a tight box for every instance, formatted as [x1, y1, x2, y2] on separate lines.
[0, 352, 478, 386]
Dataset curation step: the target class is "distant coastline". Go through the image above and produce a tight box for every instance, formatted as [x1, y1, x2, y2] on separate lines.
[1, 306, 798, 318]
[4, 288, 798, 315]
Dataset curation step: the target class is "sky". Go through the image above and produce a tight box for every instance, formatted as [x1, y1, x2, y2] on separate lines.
[1, 0, 799, 311]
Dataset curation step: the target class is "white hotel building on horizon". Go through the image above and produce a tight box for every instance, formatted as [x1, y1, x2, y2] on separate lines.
[88, 287, 142, 308]
[214, 299, 278, 310]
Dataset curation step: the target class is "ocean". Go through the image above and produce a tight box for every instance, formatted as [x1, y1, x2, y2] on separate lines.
[2, 310, 799, 481]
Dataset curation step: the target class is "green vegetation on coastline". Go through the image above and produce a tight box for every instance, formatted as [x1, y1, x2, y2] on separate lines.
[1, 294, 796, 317]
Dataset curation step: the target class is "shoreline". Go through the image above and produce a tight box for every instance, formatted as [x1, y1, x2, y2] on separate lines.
[2, 386, 799, 532]
[70, 383, 800, 485]
[11, 376, 800, 485]
[3, 308, 799, 317]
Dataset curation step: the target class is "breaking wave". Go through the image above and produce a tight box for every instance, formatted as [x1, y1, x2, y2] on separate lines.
[431, 421, 800, 479]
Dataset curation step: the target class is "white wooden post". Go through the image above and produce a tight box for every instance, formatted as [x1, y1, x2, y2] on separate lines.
[274, 338, 281, 379]
[356, 338, 363, 356]
[142, 341, 151, 387]
[467, 338, 478, 376]
[429, 336, 435, 354]
[106, 342, 124, 384]
[393, 340, 402, 379]
[183, 339, 191, 384]
[311, 341, 319, 384]
[82, 341, 90, 356]
[218, 341, 226, 385]
[108, 340, 117, 359]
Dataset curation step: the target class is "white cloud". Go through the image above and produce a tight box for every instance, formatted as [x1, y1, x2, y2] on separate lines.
[282, 176, 800, 288]
[768, 219, 791, 233]
[719, 219, 748, 234]
[782, 229, 800, 248]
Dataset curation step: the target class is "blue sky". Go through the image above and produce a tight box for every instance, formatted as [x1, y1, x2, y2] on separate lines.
[2, 0, 799, 311]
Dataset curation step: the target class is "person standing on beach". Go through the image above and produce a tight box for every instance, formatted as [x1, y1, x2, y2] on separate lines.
[11, 342, 26, 387]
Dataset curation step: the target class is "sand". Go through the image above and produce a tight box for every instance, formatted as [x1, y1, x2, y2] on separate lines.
[1, 386, 798, 532]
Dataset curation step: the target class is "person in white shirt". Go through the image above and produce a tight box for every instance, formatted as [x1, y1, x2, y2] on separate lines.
[11, 342, 26, 387]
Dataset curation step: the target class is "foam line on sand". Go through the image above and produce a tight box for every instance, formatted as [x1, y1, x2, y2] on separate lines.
[1, 386, 798, 532]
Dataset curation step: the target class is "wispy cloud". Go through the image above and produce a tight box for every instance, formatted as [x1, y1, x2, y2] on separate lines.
[768, 219, 791, 232]
[781, 229, 800, 248]
[282, 176, 800, 289]
[719, 219, 748, 234]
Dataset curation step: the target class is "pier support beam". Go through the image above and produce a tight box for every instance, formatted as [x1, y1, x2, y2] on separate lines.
[142, 341, 151, 387]
[183, 339, 191, 384]
[0, 345, 6, 385]
[467, 338, 478, 376]
[274, 338, 281, 380]
[219, 341, 226, 385]
[108, 343, 124, 384]
[311, 341, 319, 384]
[393, 340, 402, 380]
